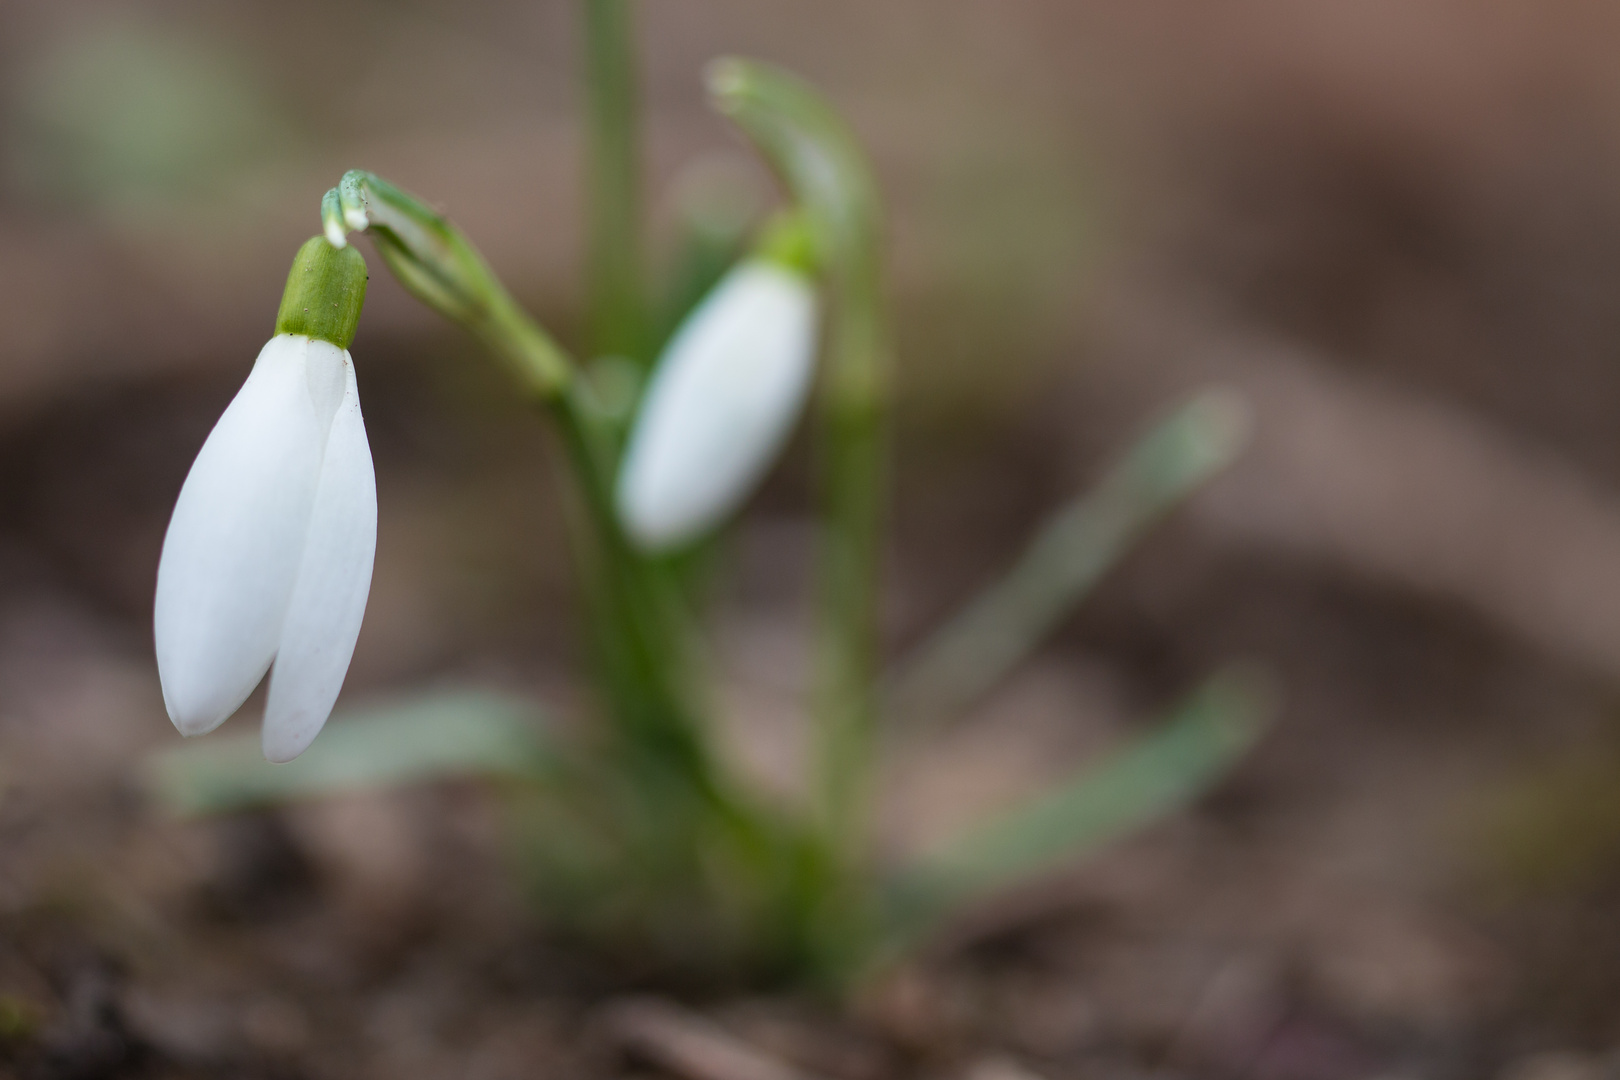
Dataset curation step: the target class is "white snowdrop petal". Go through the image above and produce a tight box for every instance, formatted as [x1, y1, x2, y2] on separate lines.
[617, 261, 817, 549]
[262, 355, 377, 762]
[155, 335, 343, 736]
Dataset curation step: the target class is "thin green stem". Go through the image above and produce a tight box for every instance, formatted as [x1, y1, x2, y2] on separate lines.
[329, 171, 575, 398]
[583, 0, 645, 363]
[708, 60, 890, 863]
[814, 265, 888, 860]
[551, 386, 711, 777]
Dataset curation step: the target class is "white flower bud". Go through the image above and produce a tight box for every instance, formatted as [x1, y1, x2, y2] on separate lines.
[155, 238, 376, 762]
[155, 333, 376, 762]
[616, 259, 817, 550]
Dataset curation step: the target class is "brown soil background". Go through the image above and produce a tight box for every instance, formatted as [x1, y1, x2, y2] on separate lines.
[4, 1, 1620, 1077]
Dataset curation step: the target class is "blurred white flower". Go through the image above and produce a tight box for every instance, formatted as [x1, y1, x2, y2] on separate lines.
[154, 333, 376, 762]
[617, 259, 817, 550]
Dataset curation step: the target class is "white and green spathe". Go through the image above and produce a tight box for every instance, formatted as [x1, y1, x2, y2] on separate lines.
[154, 238, 375, 762]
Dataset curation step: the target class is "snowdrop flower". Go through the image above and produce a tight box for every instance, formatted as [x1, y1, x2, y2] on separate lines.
[155, 237, 374, 762]
[617, 256, 818, 550]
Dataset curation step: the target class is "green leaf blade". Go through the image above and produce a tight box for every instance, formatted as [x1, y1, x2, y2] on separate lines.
[883, 667, 1275, 946]
[887, 389, 1252, 726]
[145, 689, 553, 817]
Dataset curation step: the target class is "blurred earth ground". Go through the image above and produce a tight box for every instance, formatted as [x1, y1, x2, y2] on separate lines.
[5, 1, 1620, 1077]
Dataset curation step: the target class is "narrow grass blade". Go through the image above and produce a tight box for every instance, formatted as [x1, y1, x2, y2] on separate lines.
[146, 689, 552, 816]
[886, 390, 1251, 727]
[882, 667, 1275, 945]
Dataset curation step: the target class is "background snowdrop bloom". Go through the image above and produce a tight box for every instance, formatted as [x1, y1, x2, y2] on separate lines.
[617, 257, 818, 550]
[154, 237, 374, 762]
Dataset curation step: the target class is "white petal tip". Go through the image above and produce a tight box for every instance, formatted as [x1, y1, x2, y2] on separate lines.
[261, 721, 324, 764]
[166, 702, 232, 739]
[261, 744, 303, 765]
[343, 207, 369, 231]
[324, 221, 349, 249]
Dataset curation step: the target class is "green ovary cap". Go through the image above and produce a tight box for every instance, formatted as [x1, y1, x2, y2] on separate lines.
[274, 236, 369, 349]
[755, 212, 819, 275]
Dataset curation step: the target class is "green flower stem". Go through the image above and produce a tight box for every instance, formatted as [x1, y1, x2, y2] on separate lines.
[583, 0, 646, 362]
[709, 60, 891, 862]
[329, 171, 574, 399]
[813, 304, 887, 863]
[551, 386, 714, 775]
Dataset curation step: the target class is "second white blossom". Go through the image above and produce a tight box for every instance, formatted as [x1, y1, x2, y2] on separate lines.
[616, 259, 818, 550]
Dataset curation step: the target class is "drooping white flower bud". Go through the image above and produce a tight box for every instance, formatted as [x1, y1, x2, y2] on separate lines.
[154, 237, 375, 762]
[616, 258, 818, 550]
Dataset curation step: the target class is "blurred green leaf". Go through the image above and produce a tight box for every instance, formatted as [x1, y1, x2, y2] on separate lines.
[146, 689, 551, 817]
[882, 667, 1275, 945]
[10, 21, 296, 207]
[887, 389, 1252, 726]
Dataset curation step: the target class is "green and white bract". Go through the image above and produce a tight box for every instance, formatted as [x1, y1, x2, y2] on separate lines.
[616, 259, 817, 550]
[154, 332, 376, 762]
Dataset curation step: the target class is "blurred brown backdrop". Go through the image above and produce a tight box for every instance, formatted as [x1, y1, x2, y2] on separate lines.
[7, 1, 1620, 1076]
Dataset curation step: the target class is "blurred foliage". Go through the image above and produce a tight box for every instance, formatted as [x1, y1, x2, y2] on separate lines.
[6, 20, 299, 212]
[884, 668, 1274, 950]
[147, 689, 549, 816]
[888, 391, 1251, 724]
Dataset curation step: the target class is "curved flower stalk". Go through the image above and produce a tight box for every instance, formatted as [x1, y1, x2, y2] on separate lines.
[708, 60, 891, 857]
[616, 224, 819, 551]
[321, 173, 574, 402]
[154, 237, 375, 763]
